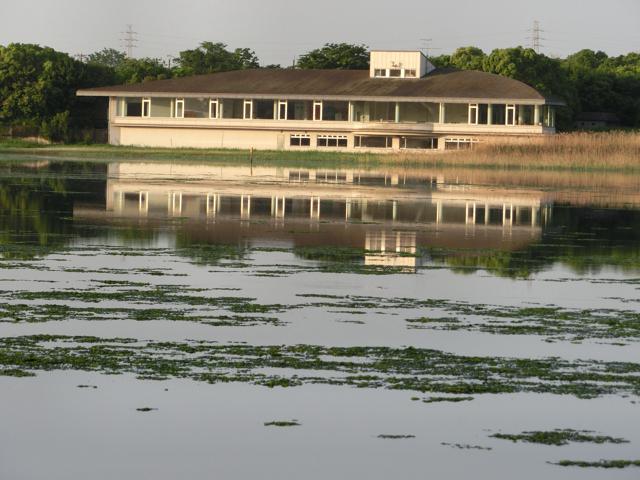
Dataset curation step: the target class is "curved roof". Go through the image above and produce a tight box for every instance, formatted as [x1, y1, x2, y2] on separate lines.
[78, 68, 560, 104]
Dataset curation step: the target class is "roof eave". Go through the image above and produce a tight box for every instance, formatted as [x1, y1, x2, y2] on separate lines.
[77, 89, 550, 105]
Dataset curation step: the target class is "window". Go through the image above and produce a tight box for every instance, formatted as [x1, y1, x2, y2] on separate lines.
[209, 99, 219, 119]
[444, 103, 468, 123]
[313, 101, 323, 121]
[150, 98, 172, 117]
[401, 137, 438, 149]
[317, 135, 348, 147]
[322, 101, 348, 121]
[184, 98, 208, 118]
[122, 98, 142, 117]
[468, 104, 478, 125]
[253, 99, 274, 119]
[506, 104, 516, 126]
[354, 136, 392, 148]
[444, 137, 479, 150]
[221, 99, 243, 119]
[404, 69, 417, 78]
[278, 101, 288, 120]
[389, 69, 402, 77]
[175, 99, 184, 118]
[374, 69, 387, 78]
[142, 98, 151, 117]
[290, 134, 311, 147]
[243, 100, 253, 120]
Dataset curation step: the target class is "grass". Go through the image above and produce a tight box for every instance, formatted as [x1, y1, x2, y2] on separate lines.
[1, 131, 640, 171]
[490, 429, 629, 446]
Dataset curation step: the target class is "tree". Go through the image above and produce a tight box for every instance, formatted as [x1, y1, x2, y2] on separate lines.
[297, 43, 369, 70]
[174, 42, 259, 76]
[449, 46, 486, 71]
[114, 58, 171, 84]
[87, 48, 127, 69]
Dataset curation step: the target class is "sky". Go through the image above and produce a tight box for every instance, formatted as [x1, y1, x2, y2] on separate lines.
[1, 0, 638, 65]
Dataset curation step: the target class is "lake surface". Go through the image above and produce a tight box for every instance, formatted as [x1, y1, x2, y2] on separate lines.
[1, 158, 639, 479]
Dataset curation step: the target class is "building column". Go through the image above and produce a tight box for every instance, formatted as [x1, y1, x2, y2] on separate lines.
[534, 105, 541, 125]
[438, 103, 445, 123]
[395, 102, 400, 123]
[487, 104, 493, 125]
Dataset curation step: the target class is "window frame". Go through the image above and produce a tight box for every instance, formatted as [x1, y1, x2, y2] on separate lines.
[174, 98, 185, 118]
[209, 99, 219, 119]
[317, 134, 348, 148]
[142, 98, 151, 118]
[278, 100, 288, 120]
[313, 101, 323, 121]
[243, 100, 253, 120]
[506, 104, 516, 126]
[289, 134, 311, 147]
[468, 104, 479, 125]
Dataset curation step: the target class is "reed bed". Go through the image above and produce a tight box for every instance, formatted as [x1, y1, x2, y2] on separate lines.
[398, 131, 640, 170]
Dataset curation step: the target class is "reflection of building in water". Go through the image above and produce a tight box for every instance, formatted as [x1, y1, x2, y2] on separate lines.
[74, 163, 553, 257]
[365, 231, 420, 269]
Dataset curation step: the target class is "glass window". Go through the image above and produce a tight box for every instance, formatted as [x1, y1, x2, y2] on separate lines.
[492, 104, 506, 125]
[404, 69, 417, 78]
[254, 99, 274, 119]
[150, 98, 172, 117]
[468, 104, 478, 124]
[374, 69, 387, 77]
[389, 69, 402, 77]
[287, 101, 313, 120]
[506, 105, 516, 125]
[184, 98, 208, 118]
[290, 134, 311, 147]
[317, 135, 348, 148]
[444, 103, 468, 123]
[124, 98, 142, 117]
[322, 101, 349, 121]
[401, 137, 438, 149]
[354, 136, 392, 148]
[221, 99, 243, 119]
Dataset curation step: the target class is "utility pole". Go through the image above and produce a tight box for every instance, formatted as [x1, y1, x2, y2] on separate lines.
[420, 38, 432, 57]
[121, 24, 138, 58]
[165, 55, 175, 69]
[74, 53, 87, 63]
[527, 20, 545, 53]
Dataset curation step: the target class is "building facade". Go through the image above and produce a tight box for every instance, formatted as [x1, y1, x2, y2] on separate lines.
[78, 51, 562, 152]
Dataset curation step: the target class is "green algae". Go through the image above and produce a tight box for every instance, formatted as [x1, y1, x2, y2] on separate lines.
[264, 420, 300, 427]
[552, 460, 640, 469]
[490, 429, 629, 446]
[422, 396, 474, 404]
[378, 435, 415, 439]
[1, 336, 639, 398]
[441, 442, 492, 451]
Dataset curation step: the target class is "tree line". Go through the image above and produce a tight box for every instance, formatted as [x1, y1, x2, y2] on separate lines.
[0, 41, 638, 141]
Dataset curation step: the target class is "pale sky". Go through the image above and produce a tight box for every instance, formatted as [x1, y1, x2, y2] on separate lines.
[1, 0, 638, 65]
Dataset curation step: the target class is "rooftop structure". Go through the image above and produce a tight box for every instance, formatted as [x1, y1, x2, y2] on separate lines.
[78, 50, 563, 152]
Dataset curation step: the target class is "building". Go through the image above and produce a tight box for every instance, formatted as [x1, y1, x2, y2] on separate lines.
[77, 50, 562, 152]
[575, 112, 620, 130]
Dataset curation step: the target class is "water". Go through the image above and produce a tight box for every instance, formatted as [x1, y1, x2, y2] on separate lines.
[1, 158, 639, 479]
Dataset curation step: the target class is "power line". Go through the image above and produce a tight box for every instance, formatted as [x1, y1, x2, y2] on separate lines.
[527, 20, 546, 53]
[120, 24, 139, 58]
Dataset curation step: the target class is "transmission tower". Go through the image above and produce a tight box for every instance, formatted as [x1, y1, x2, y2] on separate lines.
[527, 20, 546, 53]
[121, 24, 138, 58]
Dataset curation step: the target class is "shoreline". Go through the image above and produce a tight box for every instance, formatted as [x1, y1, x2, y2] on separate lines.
[1, 131, 639, 172]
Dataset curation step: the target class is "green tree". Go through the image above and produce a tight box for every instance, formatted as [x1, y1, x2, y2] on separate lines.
[297, 43, 369, 70]
[87, 48, 127, 69]
[449, 46, 486, 71]
[174, 42, 259, 76]
[114, 58, 171, 84]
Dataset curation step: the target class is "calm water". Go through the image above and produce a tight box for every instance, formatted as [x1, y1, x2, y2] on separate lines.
[1, 158, 639, 479]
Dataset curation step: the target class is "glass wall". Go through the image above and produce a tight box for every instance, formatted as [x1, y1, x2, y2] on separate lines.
[254, 100, 275, 120]
[444, 103, 468, 123]
[184, 98, 208, 118]
[150, 98, 172, 118]
[286, 101, 313, 120]
[492, 104, 506, 125]
[322, 101, 349, 121]
[352, 102, 395, 122]
[398, 102, 439, 123]
[122, 98, 142, 117]
[221, 99, 244, 119]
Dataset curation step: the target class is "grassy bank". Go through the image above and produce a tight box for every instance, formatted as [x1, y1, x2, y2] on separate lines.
[1, 131, 639, 171]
